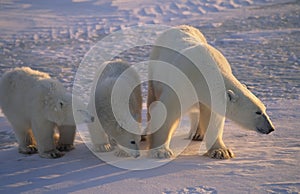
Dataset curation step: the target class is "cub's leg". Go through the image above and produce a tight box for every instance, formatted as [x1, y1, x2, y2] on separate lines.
[56, 125, 76, 152]
[201, 105, 234, 159]
[12, 122, 37, 154]
[87, 120, 114, 152]
[31, 120, 64, 158]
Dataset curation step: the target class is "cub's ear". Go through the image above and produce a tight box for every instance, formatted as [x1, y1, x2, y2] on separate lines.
[227, 90, 239, 103]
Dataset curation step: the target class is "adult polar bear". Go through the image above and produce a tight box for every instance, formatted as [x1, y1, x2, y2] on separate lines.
[147, 25, 275, 159]
[0, 67, 94, 158]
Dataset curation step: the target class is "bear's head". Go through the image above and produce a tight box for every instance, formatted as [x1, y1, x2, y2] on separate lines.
[225, 78, 275, 134]
[44, 81, 94, 126]
[109, 126, 141, 158]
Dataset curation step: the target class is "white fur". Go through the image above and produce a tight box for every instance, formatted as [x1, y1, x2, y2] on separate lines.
[148, 25, 275, 159]
[88, 60, 142, 158]
[0, 67, 93, 158]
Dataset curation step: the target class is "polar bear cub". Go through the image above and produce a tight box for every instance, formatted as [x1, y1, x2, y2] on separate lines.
[147, 25, 275, 159]
[0, 67, 94, 158]
[88, 60, 142, 158]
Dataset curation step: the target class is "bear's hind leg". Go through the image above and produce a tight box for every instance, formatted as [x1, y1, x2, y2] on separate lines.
[201, 105, 234, 159]
[31, 120, 64, 159]
[188, 103, 206, 141]
[56, 125, 76, 152]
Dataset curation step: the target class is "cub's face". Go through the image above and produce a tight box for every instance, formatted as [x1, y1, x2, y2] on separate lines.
[46, 91, 94, 126]
[225, 88, 275, 134]
[111, 127, 141, 158]
[45, 92, 74, 126]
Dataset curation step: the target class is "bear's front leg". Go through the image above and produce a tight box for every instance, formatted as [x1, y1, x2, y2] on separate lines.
[148, 92, 181, 159]
[205, 137, 234, 159]
[87, 121, 114, 152]
[201, 106, 234, 159]
[56, 125, 76, 152]
[11, 123, 38, 154]
[31, 120, 64, 159]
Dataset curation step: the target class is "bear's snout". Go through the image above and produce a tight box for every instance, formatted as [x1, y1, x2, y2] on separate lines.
[256, 127, 274, 134]
[256, 113, 275, 134]
[256, 123, 275, 134]
[267, 127, 275, 134]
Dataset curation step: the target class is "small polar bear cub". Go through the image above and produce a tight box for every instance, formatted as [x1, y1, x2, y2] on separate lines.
[88, 60, 142, 158]
[0, 67, 94, 158]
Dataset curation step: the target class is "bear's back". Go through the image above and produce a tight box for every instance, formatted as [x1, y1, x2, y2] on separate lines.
[0, 67, 51, 91]
[0, 67, 52, 111]
[153, 25, 232, 75]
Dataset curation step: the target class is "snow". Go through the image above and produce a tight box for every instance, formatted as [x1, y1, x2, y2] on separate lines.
[0, 0, 299, 193]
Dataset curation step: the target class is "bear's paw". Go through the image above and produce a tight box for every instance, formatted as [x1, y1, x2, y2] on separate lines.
[18, 145, 38, 155]
[40, 149, 65, 159]
[205, 148, 234, 159]
[190, 133, 204, 141]
[114, 149, 130, 157]
[57, 144, 75, 152]
[150, 146, 174, 159]
[93, 143, 114, 152]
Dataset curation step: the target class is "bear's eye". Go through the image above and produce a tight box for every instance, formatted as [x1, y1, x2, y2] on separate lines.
[59, 101, 64, 108]
[130, 141, 136, 145]
[255, 111, 262, 115]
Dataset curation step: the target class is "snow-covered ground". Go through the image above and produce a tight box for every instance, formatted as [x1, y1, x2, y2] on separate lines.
[0, 0, 299, 193]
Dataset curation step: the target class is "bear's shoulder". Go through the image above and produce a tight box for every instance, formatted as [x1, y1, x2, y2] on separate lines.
[205, 44, 232, 74]
[155, 25, 207, 51]
[176, 25, 207, 44]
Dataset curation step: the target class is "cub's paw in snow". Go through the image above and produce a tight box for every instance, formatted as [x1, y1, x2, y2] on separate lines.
[114, 148, 131, 157]
[18, 145, 38, 155]
[205, 148, 234, 159]
[150, 146, 174, 159]
[93, 143, 114, 152]
[40, 149, 65, 159]
[57, 144, 74, 152]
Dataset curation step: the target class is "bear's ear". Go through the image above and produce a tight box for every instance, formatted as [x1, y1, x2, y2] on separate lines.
[227, 90, 239, 103]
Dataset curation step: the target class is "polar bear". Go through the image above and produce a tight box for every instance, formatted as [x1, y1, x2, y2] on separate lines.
[88, 60, 142, 158]
[0, 67, 94, 158]
[147, 25, 275, 159]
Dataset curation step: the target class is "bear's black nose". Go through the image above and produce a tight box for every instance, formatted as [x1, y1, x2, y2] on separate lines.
[90, 116, 95, 122]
